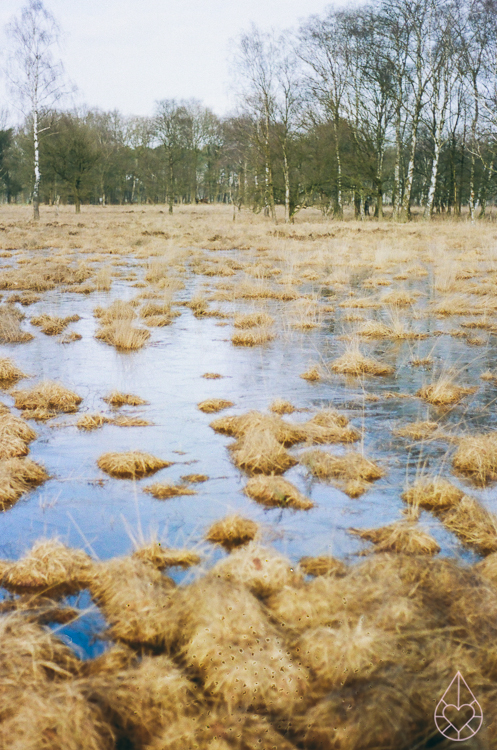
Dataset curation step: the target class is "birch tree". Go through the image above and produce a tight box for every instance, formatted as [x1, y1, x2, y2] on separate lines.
[5, 0, 69, 220]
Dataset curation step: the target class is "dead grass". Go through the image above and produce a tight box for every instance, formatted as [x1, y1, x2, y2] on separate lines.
[350, 521, 440, 555]
[180, 473, 208, 483]
[93, 300, 136, 324]
[112, 415, 152, 427]
[301, 409, 360, 444]
[234, 311, 274, 328]
[230, 426, 297, 474]
[144, 482, 197, 499]
[231, 326, 275, 346]
[103, 391, 147, 407]
[0, 409, 37, 459]
[95, 319, 150, 351]
[77, 414, 109, 430]
[0, 357, 27, 386]
[299, 555, 347, 577]
[269, 399, 296, 414]
[453, 433, 497, 485]
[97, 451, 171, 479]
[244, 476, 314, 509]
[394, 421, 440, 440]
[133, 542, 201, 570]
[0, 457, 49, 509]
[402, 478, 464, 511]
[0, 304, 33, 343]
[417, 376, 476, 405]
[331, 344, 394, 377]
[31, 313, 80, 335]
[201, 372, 223, 379]
[300, 449, 384, 497]
[205, 514, 259, 551]
[9, 291, 41, 305]
[439, 495, 497, 554]
[12, 380, 82, 418]
[197, 398, 234, 413]
[300, 366, 321, 381]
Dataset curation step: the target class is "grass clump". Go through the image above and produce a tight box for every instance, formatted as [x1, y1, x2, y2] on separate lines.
[144, 482, 197, 499]
[12, 380, 82, 419]
[77, 414, 109, 431]
[269, 398, 295, 414]
[0, 357, 27, 387]
[30, 314, 80, 335]
[133, 542, 201, 570]
[331, 345, 394, 377]
[112, 415, 152, 427]
[201, 372, 223, 379]
[0, 539, 94, 596]
[453, 433, 497, 485]
[394, 421, 440, 441]
[97, 451, 171, 479]
[300, 366, 321, 381]
[230, 426, 297, 474]
[300, 555, 347, 577]
[103, 391, 147, 407]
[440, 495, 497, 554]
[244, 476, 314, 509]
[300, 449, 384, 497]
[0, 409, 37, 459]
[301, 409, 360, 444]
[205, 514, 259, 551]
[0, 458, 49, 510]
[417, 376, 476, 405]
[402, 478, 464, 511]
[181, 473, 208, 483]
[0, 305, 33, 343]
[350, 522, 441, 555]
[231, 326, 274, 346]
[234, 311, 274, 328]
[197, 398, 234, 413]
[95, 319, 150, 351]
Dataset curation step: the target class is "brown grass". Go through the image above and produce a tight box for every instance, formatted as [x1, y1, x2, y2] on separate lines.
[144, 482, 197, 499]
[77, 414, 109, 430]
[0, 458, 49, 509]
[0, 539, 94, 596]
[103, 391, 147, 407]
[300, 449, 384, 497]
[201, 372, 223, 379]
[331, 344, 394, 377]
[300, 366, 321, 381]
[453, 433, 497, 484]
[231, 326, 275, 346]
[230, 426, 297, 474]
[299, 555, 347, 577]
[233, 311, 274, 328]
[439, 495, 497, 554]
[31, 313, 80, 335]
[301, 409, 360, 444]
[350, 521, 441, 555]
[197, 398, 234, 413]
[269, 398, 296, 414]
[112, 415, 152, 427]
[244, 476, 314, 509]
[394, 421, 440, 440]
[0, 304, 34, 343]
[97, 451, 171, 479]
[205, 514, 259, 551]
[210, 410, 305, 445]
[93, 299, 136, 324]
[133, 541, 201, 570]
[417, 376, 476, 405]
[402, 478, 464, 511]
[59, 330, 82, 343]
[9, 291, 41, 305]
[95, 319, 150, 351]
[12, 380, 82, 418]
[0, 357, 27, 386]
[180, 473, 209, 483]
[0, 410, 37, 459]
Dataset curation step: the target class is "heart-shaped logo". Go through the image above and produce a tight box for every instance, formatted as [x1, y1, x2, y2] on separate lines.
[442, 703, 475, 732]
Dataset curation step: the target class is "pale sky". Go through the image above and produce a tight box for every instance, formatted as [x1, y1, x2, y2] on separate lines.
[0, 0, 347, 122]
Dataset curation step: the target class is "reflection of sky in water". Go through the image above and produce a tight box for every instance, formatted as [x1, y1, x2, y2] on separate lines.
[2, 251, 497, 654]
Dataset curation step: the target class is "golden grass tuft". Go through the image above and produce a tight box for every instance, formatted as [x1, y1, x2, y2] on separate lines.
[144, 482, 197, 499]
[301, 409, 360, 444]
[30, 313, 80, 335]
[97, 451, 171, 479]
[300, 449, 384, 496]
[112, 415, 152, 427]
[402, 478, 464, 511]
[300, 365, 321, 381]
[210, 410, 305, 445]
[12, 380, 82, 418]
[453, 433, 497, 485]
[133, 541, 201, 570]
[0, 457, 48, 509]
[205, 514, 259, 551]
[231, 326, 275, 346]
[417, 377, 476, 405]
[234, 311, 274, 328]
[331, 345, 394, 377]
[209, 542, 303, 598]
[103, 390, 147, 407]
[181, 473, 208, 483]
[0, 304, 34, 343]
[0, 539, 94, 596]
[0, 410, 37, 459]
[299, 555, 347, 577]
[439, 495, 497, 554]
[197, 398, 234, 413]
[95, 319, 150, 351]
[77, 414, 109, 430]
[394, 421, 440, 440]
[230, 426, 297, 474]
[244, 476, 314, 509]
[93, 299, 136, 324]
[0, 357, 27, 386]
[269, 398, 295, 414]
[350, 521, 441, 555]
[201, 372, 223, 379]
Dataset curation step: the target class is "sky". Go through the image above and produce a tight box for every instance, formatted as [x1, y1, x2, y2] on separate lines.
[0, 0, 345, 122]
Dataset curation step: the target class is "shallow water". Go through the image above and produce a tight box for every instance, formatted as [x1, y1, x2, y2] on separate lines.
[2, 247, 497, 655]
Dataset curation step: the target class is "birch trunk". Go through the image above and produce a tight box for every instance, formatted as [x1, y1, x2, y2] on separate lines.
[32, 108, 40, 220]
[392, 113, 402, 221]
[333, 117, 343, 219]
[282, 142, 291, 223]
[424, 138, 441, 218]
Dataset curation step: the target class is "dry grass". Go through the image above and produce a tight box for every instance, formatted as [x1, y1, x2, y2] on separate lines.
[453, 433, 497, 485]
[77, 414, 109, 431]
[103, 391, 147, 407]
[133, 542, 201, 570]
[0, 304, 33, 343]
[230, 426, 297, 474]
[0, 409, 37, 459]
[112, 415, 152, 427]
[97, 451, 171, 479]
[180, 473, 208, 483]
[31, 313, 80, 335]
[205, 514, 259, 551]
[300, 449, 384, 497]
[299, 555, 347, 577]
[9, 291, 41, 305]
[95, 319, 150, 351]
[394, 421, 440, 440]
[0, 457, 49, 509]
[93, 299, 136, 324]
[300, 365, 321, 381]
[231, 325, 275, 346]
[402, 478, 464, 511]
[350, 521, 441, 555]
[440, 495, 497, 554]
[144, 482, 197, 499]
[244, 476, 314, 509]
[301, 409, 360, 444]
[201, 372, 223, 379]
[417, 376, 476, 405]
[197, 398, 234, 413]
[233, 311, 274, 328]
[0, 357, 27, 386]
[12, 380, 82, 419]
[0, 539, 94, 596]
[331, 344, 394, 377]
[210, 410, 304, 445]
[269, 399, 295, 414]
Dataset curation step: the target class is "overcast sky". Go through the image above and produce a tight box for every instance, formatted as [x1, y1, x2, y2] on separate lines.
[0, 0, 346, 122]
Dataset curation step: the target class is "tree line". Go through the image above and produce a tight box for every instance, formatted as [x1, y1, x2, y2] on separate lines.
[2, 0, 497, 220]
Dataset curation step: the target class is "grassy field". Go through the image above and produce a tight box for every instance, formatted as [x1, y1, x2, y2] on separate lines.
[0, 204, 497, 747]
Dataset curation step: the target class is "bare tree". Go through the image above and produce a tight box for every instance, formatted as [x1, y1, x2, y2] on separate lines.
[5, 0, 69, 220]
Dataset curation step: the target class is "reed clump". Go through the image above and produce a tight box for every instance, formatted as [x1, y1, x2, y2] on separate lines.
[0, 304, 33, 343]
[244, 476, 314, 509]
[300, 365, 321, 381]
[95, 319, 150, 351]
[230, 426, 297, 474]
[133, 542, 201, 570]
[0, 457, 48, 509]
[453, 432, 497, 485]
[299, 555, 347, 577]
[417, 377, 476, 406]
[205, 514, 259, 551]
[97, 451, 171, 479]
[394, 421, 440, 441]
[103, 391, 147, 407]
[269, 398, 295, 414]
[0, 539, 94, 596]
[0, 357, 27, 386]
[331, 345, 394, 377]
[231, 326, 275, 346]
[300, 449, 384, 497]
[402, 478, 464, 511]
[93, 299, 136, 324]
[0, 409, 37, 459]
[197, 398, 234, 413]
[30, 314, 80, 335]
[350, 522, 441, 555]
[233, 311, 274, 328]
[144, 483, 197, 499]
[12, 380, 82, 419]
[77, 414, 109, 431]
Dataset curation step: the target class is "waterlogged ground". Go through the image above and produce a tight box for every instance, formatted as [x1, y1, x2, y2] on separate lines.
[2, 206, 497, 655]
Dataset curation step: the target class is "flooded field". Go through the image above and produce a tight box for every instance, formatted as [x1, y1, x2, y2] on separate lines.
[2, 205, 497, 748]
